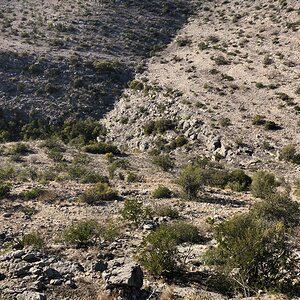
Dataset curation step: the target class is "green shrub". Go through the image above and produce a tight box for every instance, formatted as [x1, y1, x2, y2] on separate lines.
[93, 60, 120, 73]
[60, 119, 107, 145]
[252, 114, 266, 125]
[264, 120, 279, 130]
[251, 193, 300, 228]
[169, 135, 188, 150]
[177, 165, 203, 199]
[61, 219, 100, 247]
[143, 119, 176, 135]
[121, 199, 152, 227]
[129, 80, 144, 90]
[127, 172, 139, 183]
[176, 37, 192, 47]
[102, 219, 121, 242]
[67, 164, 108, 184]
[152, 186, 172, 199]
[226, 169, 252, 192]
[251, 171, 278, 199]
[279, 144, 300, 164]
[41, 137, 65, 152]
[138, 221, 199, 276]
[22, 232, 44, 249]
[21, 187, 45, 200]
[138, 226, 178, 276]
[46, 148, 64, 162]
[0, 183, 10, 198]
[84, 142, 120, 155]
[295, 180, 300, 197]
[204, 213, 298, 293]
[212, 55, 230, 65]
[156, 206, 179, 219]
[203, 168, 229, 188]
[8, 143, 29, 155]
[152, 154, 174, 171]
[219, 117, 231, 127]
[81, 183, 119, 204]
[162, 221, 200, 244]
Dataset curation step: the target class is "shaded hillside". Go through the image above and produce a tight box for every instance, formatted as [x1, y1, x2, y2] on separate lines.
[0, 0, 197, 123]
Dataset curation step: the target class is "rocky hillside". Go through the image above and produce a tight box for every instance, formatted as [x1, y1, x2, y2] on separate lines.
[1, 1, 300, 300]
[0, 0, 196, 123]
[103, 0, 300, 177]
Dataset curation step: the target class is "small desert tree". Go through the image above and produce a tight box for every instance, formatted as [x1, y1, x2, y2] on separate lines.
[251, 170, 278, 199]
[177, 164, 204, 199]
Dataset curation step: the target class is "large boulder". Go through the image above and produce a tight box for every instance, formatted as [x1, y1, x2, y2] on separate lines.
[102, 262, 143, 289]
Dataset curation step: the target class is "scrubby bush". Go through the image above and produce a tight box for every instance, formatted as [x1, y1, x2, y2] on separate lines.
[138, 221, 200, 276]
[59, 119, 107, 145]
[251, 193, 300, 228]
[8, 143, 29, 155]
[264, 120, 280, 130]
[61, 219, 101, 247]
[41, 137, 65, 152]
[46, 148, 64, 162]
[138, 226, 178, 276]
[102, 219, 121, 242]
[129, 80, 144, 90]
[0, 183, 10, 198]
[22, 232, 44, 249]
[279, 144, 300, 164]
[152, 186, 172, 199]
[295, 180, 300, 198]
[252, 114, 266, 125]
[81, 183, 118, 204]
[84, 142, 120, 155]
[204, 212, 298, 293]
[156, 206, 179, 219]
[168, 135, 187, 150]
[143, 119, 176, 135]
[251, 171, 278, 199]
[93, 59, 120, 73]
[67, 164, 108, 184]
[152, 154, 174, 171]
[177, 165, 203, 199]
[163, 221, 200, 244]
[226, 169, 252, 192]
[21, 187, 45, 200]
[121, 199, 152, 227]
[127, 172, 139, 183]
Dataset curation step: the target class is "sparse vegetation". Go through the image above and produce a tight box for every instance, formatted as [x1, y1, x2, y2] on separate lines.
[152, 186, 172, 199]
[0, 0, 300, 298]
[0, 182, 10, 198]
[204, 193, 300, 294]
[22, 232, 44, 249]
[81, 183, 119, 204]
[251, 171, 278, 199]
[279, 144, 300, 164]
[152, 153, 174, 171]
[61, 220, 101, 247]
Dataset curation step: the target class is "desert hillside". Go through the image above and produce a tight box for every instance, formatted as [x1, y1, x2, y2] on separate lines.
[0, 1, 300, 300]
[0, 0, 195, 122]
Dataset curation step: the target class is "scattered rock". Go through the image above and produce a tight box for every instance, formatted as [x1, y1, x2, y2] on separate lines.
[103, 263, 143, 289]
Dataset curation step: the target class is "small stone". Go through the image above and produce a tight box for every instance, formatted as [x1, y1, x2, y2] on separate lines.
[50, 278, 63, 286]
[65, 279, 77, 288]
[44, 268, 61, 279]
[23, 253, 40, 263]
[12, 250, 25, 259]
[92, 260, 108, 272]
